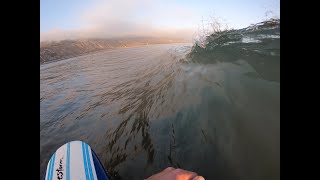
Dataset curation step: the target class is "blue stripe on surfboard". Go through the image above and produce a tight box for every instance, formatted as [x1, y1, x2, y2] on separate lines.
[84, 143, 91, 180]
[82, 142, 90, 180]
[84, 142, 93, 180]
[67, 143, 70, 180]
[48, 152, 56, 180]
[85, 143, 94, 180]
[47, 153, 54, 180]
[50, 152, 56, 180]
[46, 156, 53, 180]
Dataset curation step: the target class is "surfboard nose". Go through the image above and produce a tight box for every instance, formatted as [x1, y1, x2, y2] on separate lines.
[43, 141, 110, 180]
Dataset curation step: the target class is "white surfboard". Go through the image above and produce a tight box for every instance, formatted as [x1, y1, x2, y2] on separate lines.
[43, 141, 110, 180]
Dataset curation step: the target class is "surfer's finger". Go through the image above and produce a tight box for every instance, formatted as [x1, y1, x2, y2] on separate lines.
[172, 168, 198, 179]
[192, 176, 205, 180]
[162, 167, 175, 173]
[145, 167, 174, 179]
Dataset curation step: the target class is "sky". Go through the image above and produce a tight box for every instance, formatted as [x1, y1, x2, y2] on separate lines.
[40, 0, 279, 42]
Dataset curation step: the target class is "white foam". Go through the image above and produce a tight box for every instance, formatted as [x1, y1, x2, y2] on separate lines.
[241, 37, 261, 43]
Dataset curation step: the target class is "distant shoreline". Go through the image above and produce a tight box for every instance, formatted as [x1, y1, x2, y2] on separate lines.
[40, 48, 111, 66]
[40, 38, 189, 65]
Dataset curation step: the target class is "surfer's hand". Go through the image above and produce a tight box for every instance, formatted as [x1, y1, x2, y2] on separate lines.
[145, 167, 205, 180]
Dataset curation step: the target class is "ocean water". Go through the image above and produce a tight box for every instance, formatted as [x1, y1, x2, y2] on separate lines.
[40, 20, 280, 180]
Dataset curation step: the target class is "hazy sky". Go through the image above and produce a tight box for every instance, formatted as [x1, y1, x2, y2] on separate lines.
[40, 0, 279, 42]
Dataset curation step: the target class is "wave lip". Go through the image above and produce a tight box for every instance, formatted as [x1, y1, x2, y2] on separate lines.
[187, 19, 280, 82]
[188, 18, 280, 59]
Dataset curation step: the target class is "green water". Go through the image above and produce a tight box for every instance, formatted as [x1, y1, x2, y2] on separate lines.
[40, 20, 280, 180]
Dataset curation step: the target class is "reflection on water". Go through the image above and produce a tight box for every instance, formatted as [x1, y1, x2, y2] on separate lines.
[40, 43, 279, 180]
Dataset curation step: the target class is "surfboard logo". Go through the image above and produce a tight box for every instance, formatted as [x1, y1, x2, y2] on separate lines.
[56, 156, 64, 179]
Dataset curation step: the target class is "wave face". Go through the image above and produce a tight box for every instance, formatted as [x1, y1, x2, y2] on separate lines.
[40, 20, 279, 180]
[188, 19, 280, 82]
